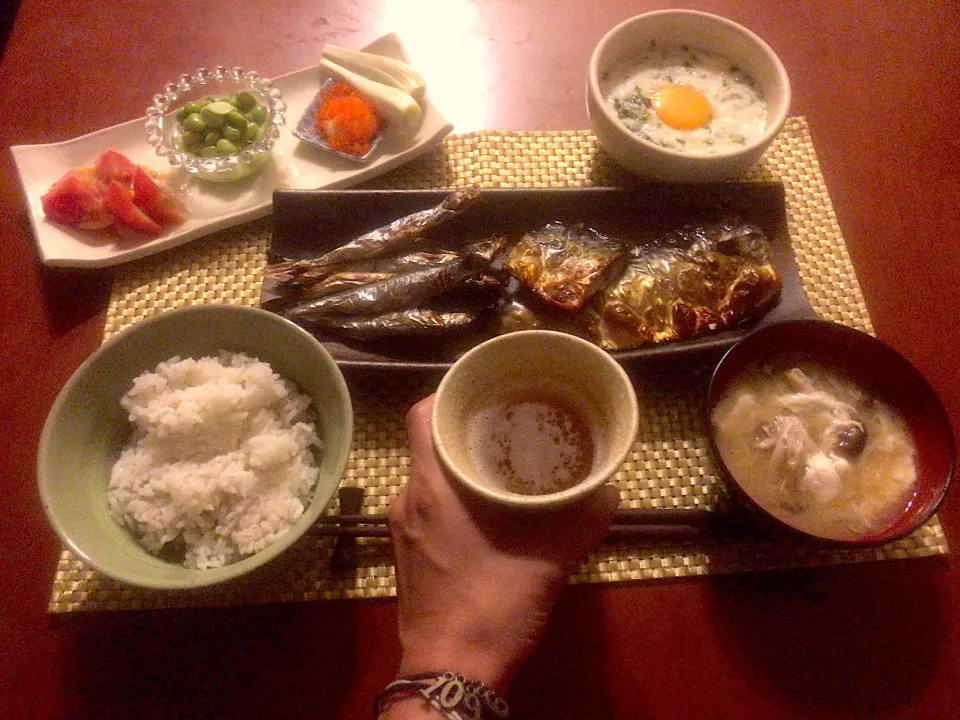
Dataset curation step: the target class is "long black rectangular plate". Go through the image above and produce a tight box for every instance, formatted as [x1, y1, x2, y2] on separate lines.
[266, 183, 814, 371]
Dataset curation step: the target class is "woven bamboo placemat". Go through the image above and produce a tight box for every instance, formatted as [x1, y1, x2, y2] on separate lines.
[48, 118, 948, 613]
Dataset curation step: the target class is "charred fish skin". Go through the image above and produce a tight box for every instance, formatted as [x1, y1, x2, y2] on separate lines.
[308, 309, 480, 339]
[282, 258, 474, 322]
[718, 263, 782, 326]
[261, 272, 399, 314]
[290, 237, 501, 288]
[265, 253, 460, 304]
[589, 221, 782, 350]
[265, 186, 482, 290]
[504, 222, 627, 311]
[303, 272, 396, 298]
[343, 250, 460, 274]
[462, 236, 509, 265]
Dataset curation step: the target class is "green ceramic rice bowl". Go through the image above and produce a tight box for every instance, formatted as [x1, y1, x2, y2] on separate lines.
[37, 304, 353, 589]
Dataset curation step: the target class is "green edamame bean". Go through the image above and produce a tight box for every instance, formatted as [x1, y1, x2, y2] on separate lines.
[225, 110, 247, 130]
[200, 107, 225, 129]
[237, 92, 257, 112]
[249, 106, 267, 125]
[242, 122, 260, 143]
[176, 92, 268, 158]
[183, 112, 207, 133]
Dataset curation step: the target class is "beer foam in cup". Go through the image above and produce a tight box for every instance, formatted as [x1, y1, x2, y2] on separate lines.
[465, 388, 598, 495]
[433, 330, 639, 510]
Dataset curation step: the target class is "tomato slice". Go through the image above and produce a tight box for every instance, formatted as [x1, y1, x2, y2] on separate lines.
[40, 168, 112, 229]
[43, 150, 187, 234]
[102, 180, 162, 235]
[132, 167, 185, 225]
[94, 150, 138, 188]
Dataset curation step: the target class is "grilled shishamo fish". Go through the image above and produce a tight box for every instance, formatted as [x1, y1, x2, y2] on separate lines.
[260, 252, 462, 311]
[504, 222, 627, 311]
[262, 272, 398, 312]
[588, 221, 782, 349]
[283, 259, 475, 323]
[279, 237, 509, 334]
[306, 309, 481, 339]
[266, 186, 481, 292]
[338, 250, 460, 274]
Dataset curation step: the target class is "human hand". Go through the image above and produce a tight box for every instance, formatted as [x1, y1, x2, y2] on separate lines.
[387, 394, 620, 695]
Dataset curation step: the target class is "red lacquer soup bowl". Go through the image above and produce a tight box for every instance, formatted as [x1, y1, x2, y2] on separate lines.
[706, 319, 954, 547]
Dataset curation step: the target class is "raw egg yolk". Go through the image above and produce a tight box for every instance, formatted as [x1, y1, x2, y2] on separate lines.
[652, 85, 712, 130]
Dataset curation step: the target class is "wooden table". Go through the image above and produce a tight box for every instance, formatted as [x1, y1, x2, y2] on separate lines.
[2, 2, 958, 718]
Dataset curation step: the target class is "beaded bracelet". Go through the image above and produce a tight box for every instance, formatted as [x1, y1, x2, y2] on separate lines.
[374, 671, 510, 720]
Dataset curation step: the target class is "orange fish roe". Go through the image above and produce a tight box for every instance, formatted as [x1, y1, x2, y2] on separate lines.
[315, 81, 381, 157]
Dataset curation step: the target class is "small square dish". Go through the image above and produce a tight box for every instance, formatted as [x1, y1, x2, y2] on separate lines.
[293, 79, 384, 164]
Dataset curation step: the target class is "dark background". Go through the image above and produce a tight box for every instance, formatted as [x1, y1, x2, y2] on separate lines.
[0, 2, 17, 57]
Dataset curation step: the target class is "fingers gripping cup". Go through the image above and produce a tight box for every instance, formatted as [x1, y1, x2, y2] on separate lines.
[432, 331, 639, 510]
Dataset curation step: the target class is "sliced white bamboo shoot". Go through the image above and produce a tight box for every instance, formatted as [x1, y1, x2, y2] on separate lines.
[322, 44, 426, 104]
[319, 59, 424, 136]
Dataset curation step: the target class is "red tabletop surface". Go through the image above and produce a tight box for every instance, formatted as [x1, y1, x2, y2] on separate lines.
[2, 2, 959, 718]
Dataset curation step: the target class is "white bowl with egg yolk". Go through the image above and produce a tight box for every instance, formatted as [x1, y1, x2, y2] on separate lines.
[587, 10, 791, 182]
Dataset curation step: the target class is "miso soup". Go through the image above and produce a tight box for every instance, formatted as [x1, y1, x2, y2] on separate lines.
[712, 365, 916, 540]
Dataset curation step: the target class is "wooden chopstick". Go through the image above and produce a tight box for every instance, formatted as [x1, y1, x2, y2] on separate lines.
[605, 524, 706, 541]
[314, 524, 705, 541]
[320, 508, 713, 528]
[317, 525, 390, 538]
[610, 508, 713, 526]
[315, 508, 714, 543]
[329, 487, 365, 569]
[318, 514, 388, 526]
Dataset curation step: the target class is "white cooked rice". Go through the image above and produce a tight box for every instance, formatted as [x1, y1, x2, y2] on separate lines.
[107, 351, 322, 569]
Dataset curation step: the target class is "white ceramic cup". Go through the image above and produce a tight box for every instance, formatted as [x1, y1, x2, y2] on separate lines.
[432, 330, 639, 510]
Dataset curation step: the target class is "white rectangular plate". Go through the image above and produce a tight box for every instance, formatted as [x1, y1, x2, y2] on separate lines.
[10, 33, 453, 268]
